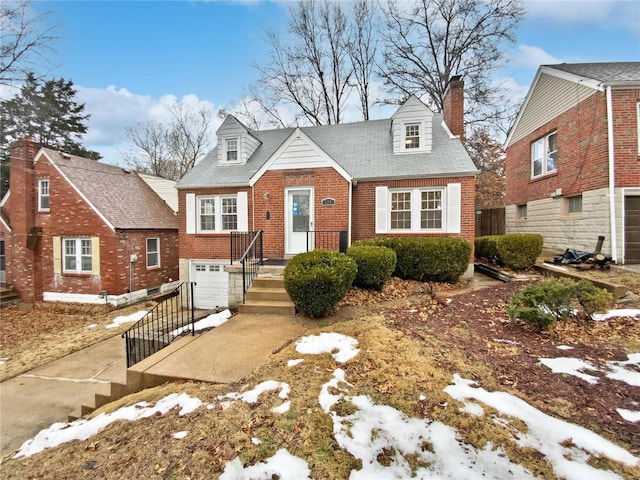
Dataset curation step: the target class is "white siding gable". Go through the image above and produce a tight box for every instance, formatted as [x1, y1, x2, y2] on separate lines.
[391, 96, 434, 154]
[250, 128, 351, 186]
[216, 116, 261, 165]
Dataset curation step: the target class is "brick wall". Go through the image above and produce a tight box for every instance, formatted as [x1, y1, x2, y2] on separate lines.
[505, 88, 640, 207]
[352, 176, 477, 246]
[6, 140, 179, 301]
[443, 76, 465, 142]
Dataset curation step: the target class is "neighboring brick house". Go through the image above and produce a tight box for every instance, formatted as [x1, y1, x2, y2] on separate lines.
[504, 62, 640, 264]
[176, 78, 478, 309]
[0, 138, 179, 305]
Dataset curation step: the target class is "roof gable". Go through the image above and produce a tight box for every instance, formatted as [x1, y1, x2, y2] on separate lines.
[40, 148, 177, 230]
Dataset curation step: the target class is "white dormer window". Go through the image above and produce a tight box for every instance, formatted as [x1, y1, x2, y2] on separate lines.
[405, 123, 420, 149]
[225, 138, 238, 162]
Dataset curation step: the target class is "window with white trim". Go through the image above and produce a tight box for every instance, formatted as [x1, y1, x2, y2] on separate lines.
[63, 238, 92, 273]
[531, 131, 557, 178]
[38, 179, 50, 211]
[389, 188, 445, 232]
[225, 137, 238, 162]
[516, 204, 527, 220]
[405, 123, 420, 149]
[198, 195, 238, 233]
[146, 237, 160, 268]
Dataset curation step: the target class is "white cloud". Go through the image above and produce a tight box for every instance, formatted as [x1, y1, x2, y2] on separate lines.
[511, 45, 563, 69]
[524, 0, 640, 35]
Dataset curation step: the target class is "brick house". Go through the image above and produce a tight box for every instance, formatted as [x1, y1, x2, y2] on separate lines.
[504, 62, 640, 264]
[0, 138, 179, 305]
[176, 78, 478, 309]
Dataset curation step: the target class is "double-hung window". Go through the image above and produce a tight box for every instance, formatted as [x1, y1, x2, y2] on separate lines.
[38, 179, 50, 211]
[405, 123, 420, 150]
[198, 196, 238, 233]
[146, 238, 160, 268]
[225, 138, 238, 162]
[63, 238, 92, 273]
[531, 132, 557, 178]
[389, 188, 445, 232]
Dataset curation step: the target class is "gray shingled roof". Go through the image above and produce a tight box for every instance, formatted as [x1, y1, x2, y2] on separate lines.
[178, 113, 476, 189]
[42, 148, 178, 230]
[547, 62, 640, 83]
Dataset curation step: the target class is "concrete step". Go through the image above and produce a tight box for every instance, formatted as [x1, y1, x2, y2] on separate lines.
[238, 300, 295, 315]
[245, 287, 291, 302]
[251, 276, 285, 289]
[0, 287, 20, 307]
[67, 380, 140, 422]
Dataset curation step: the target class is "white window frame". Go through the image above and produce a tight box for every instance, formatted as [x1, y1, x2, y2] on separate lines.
[404, 122, 421, 150]
[146, 237, 160, 268]
[225, 137, 239, 163]
[531, 131, 557, 178]
[388, 187, 446, 233]
[197, 195, 239, 233]
[63, 237, 92, 274]
[38, 178, 50, 211]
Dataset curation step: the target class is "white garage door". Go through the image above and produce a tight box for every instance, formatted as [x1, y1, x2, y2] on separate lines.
[191, 262, 229, 309]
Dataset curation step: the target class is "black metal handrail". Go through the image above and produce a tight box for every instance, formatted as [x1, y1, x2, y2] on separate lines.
[231, 231, 259, 263]
[232, 230, 263, 303]
[121, 282, 196, 368]
[306, 230, 347, 253]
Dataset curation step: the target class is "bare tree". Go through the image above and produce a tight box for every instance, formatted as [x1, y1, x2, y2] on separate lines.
[1, 0, 57, 85]
[465, 127, 505, 209]
[250, 0, 355, 126]
[380, 0, 524, 131]
[125, 104, 213, 180]
[347, 0, 379, 121]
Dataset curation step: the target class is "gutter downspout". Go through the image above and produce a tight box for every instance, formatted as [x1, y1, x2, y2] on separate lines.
[348, 179, 353, 247]
[606, 86, 618, 263]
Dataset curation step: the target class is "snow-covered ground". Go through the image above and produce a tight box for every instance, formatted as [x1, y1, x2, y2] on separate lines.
[13, 328, 640, 479]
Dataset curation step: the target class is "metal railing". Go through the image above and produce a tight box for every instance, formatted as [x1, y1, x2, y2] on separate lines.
[307, 230, 347, 253]
[231, 230, 264, 303]
[122, 282, 196, 368]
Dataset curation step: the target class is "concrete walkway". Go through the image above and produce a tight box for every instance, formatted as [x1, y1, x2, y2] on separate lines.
[1, 335, 126, 457]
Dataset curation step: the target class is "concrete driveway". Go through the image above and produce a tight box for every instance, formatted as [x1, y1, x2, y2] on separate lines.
[0, 335, 126, 458]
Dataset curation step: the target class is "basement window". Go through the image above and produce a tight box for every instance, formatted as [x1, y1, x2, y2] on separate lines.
[516, 204, 527, 220]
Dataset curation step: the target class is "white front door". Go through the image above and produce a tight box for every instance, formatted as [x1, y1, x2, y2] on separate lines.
[285, 187, 313, 255]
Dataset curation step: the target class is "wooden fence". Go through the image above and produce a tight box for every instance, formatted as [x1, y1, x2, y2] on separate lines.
[475, 208, 505, 237]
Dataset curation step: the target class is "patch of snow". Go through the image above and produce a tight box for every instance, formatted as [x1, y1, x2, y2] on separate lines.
[171, 309, 232, 336]
[251, 437, 262, 445]
[616, 409, 640, 423]
[538, 357, 600, 384]
[272, 401, 291, 414]
[105, 310, 147, 329]
[492, 338, 520, 345]
[218, 380, 290, 412]
[445, 374, 639, 478]
[14, 393, 202, 458]
[87, 324, 97, 329]
[592, 309, 640, 321]
[220, 448, 311, 480]
[556, 345, 574, 350]
[605, 354, 640, 386]
[0, 358, 7, 365]
[295, 332, 359, 363]
[461, 402, 485, 416]
[173, 431, 188, 439]
[287, 358, 304, 367]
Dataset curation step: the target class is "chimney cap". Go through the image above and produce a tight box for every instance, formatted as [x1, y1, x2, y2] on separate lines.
[449, 75, 463, 83]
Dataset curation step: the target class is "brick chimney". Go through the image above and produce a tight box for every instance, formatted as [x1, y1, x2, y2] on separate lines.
[443, 75, 465, 143]
[8, 137, 40, 303]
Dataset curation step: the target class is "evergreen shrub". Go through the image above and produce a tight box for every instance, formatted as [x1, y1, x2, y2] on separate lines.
[283, 250, 357, 318]
[346, 244, 396, 290]
[475, 234, 543, 271]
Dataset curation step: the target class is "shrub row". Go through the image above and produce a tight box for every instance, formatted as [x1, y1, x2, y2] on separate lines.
[507, 278, 612, 330]
[346, 244, 396, 291]
[475, 234, 543, 271]
[353, 236, 472, 283]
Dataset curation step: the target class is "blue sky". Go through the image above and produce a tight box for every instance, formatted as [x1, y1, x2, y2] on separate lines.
[15, 0, 640, 164]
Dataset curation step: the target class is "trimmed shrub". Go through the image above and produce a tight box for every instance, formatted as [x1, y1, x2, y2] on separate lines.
[284, 250, 357, 318]
[347, 245, 396, 290]
[507, 278, 612, 330]
[353, 236, 472, 283]
[475, 234, 543, 271]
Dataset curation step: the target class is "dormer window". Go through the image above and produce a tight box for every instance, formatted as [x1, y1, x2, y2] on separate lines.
[405, 123, 420, 149]
[225, 138, 238, 162]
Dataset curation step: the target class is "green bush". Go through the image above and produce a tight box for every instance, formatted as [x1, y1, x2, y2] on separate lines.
[353, 236, 471, 283]
[346, 245, 396, 290]
[507, 278, 612, 330]
[283, 250, 357, 318]
[475, 234, 543, 271]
